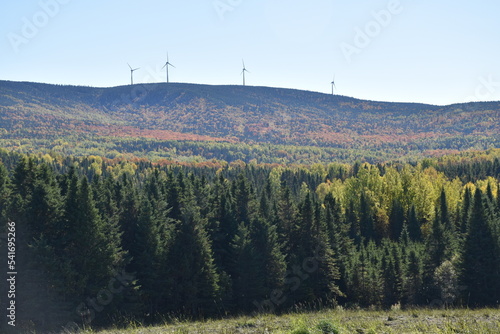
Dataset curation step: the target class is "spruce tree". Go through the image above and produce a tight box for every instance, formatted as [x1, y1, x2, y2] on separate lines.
[460, 186, 472, 235]
[287, 193, 342, 307]
[460, 188, 499, 306]
[165, 183, 220, 316]
[323, 193, 353, 303]
[389, 198, 405, 241]
[402, 250, 423, 305]
[359, 192, 374, 242]
[0, 163, 11, 222]
[407, 205, 422, 241]
[61, 175, 124, 307]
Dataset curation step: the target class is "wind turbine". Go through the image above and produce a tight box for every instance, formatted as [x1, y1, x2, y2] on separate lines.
[128, 63, 139, 85]
[161, 53, 175, 83]
[241, 60, 249, 86]
[331, 75, 336, 95]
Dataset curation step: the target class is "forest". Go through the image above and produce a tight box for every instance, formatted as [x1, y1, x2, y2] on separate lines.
[0, 149, 499, 332]
[2, 80, 500, 165]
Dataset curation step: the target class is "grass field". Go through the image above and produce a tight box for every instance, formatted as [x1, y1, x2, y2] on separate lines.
[85, 308, 500, 334]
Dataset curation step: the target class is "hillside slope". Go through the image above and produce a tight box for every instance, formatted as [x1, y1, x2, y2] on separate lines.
[1, 80, 499, 159]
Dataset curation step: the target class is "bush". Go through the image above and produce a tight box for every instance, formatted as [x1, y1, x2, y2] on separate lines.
[316, 320, 341, 334]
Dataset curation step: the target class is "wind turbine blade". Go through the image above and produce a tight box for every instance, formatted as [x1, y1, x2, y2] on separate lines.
[161, 63, 167, 70]
[128, 63, 132, 70]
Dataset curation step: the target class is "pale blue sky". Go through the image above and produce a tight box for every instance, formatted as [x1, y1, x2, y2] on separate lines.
[1, 0, 499, 105]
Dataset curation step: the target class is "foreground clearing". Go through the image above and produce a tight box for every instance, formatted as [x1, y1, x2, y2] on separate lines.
[88, 308, 500, 334]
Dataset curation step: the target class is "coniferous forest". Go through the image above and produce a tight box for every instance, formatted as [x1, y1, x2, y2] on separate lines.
[1, 150, 500, 332]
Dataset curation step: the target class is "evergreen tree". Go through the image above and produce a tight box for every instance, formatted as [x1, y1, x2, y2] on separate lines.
[359, 192, 374, 242]
[460, 186, 472, 235]
[132, 194, 171, 315]
[407, 205, 422, 241]
[206, 173, 237, 309]
[234, 173, 253, 225]
[25, 163, 64, 238]
[402, 250, 423, 305]
[323, 193, 353, 303]
[460, 189, 499, 306]
[389, 198, 405, 241]
[61, 174, 124, 306]
[276, 185, 298, 253]
[0, 163, 11, 222]
[165, 183, 220, 316]
[287, 193, 342, 307]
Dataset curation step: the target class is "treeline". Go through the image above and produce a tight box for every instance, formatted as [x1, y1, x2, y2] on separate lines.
[0, 151, 500, 332]
[3, 131, 500, 168]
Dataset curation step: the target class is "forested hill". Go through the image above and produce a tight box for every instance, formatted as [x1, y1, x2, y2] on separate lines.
[1, 80, 500, 151]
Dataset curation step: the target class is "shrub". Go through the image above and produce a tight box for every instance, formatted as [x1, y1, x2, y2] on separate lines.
[316, 320, 341, 334]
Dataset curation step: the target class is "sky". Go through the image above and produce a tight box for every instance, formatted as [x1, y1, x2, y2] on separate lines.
[1, 0, 499, 105]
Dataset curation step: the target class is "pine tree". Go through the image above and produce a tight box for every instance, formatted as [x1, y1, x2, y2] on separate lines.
[165, 183, 220, 316]
[460, 188, 499, 306]
[234, 173, 252, 225]
[0, 163, 11, 222]
[60, 174, 124, 307]
[359, 192, 374, 242]
[346, 200, 361, 244]
[423, 203, 448, 303]
[389, 199, 405, 241]
[287, 193, 342, 307]
[460, 186, 472, 235]
[402, 250, 423, 305]
[132, 194, 171, 315]
[407, 205, 422, 241]
[232, 222, 259, 311]
[276, 185, 298, 253]
[206, 173, 236, 309]
[381, 254, 398, 308]
[323, 193, 353, 303]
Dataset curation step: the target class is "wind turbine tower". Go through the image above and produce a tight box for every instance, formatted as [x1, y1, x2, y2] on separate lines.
[241, 60, 249, 86]
[162, 53, 175, 83]
[331, 75, 336, 95]
[128, 63, 139, 85]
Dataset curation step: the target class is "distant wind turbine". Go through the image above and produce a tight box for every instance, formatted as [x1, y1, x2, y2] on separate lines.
[331, 75, 336, 95]
[128, 63, 139, 85]
[241, 60, 249, 86]
[161, 53, 175, 83]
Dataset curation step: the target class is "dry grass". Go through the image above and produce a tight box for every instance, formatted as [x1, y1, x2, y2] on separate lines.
[83, 308, 500, 334]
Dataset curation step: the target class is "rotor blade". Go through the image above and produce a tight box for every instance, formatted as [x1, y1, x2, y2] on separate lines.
[128, 63, 132, 70]
[161, 63, 167, 69]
